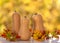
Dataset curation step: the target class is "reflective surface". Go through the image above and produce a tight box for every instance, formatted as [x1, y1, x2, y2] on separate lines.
[0, 37, 59, 43]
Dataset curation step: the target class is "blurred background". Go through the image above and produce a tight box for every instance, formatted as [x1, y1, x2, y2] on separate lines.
[0, 0, 60, 35]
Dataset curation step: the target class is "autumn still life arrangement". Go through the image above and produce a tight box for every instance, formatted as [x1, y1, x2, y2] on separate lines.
[0, 11, 60, 41]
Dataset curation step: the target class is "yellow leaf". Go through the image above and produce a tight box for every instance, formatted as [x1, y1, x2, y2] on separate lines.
[0, 25, 6, 34]
[43, 0, 53, 9]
